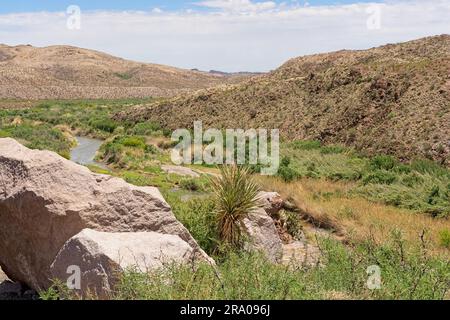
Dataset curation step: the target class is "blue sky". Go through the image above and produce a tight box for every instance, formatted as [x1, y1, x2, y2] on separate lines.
[0, 1, 448, 71]
[0, 0, 383, 13]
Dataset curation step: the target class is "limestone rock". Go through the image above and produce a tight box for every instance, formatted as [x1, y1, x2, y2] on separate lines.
[0, 138, 210, 292]
[242, 208, 283, 263]
[240, 192, 285, 263]
[161, 165, 200, 178]
[50, 229, 195, 299]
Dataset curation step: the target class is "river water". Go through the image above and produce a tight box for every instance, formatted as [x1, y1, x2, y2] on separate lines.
[70, 136, 107, 169]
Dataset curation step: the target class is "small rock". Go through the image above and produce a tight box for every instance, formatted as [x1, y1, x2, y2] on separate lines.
[161, 165, 200, 178]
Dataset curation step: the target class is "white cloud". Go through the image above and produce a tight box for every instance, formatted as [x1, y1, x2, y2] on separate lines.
[151, 8, 163, 14]
[196, 0, 277, 13]
[0, 1, 449, 72]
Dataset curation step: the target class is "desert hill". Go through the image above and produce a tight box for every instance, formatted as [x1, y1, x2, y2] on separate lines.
[0, 44, 238, 99]
[116, 35, 450, 165]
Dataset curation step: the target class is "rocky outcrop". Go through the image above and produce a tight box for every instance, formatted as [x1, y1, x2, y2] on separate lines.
[243, 191, 322, 266]
[0, 138, 211, 292]
[242, 192, 284, 263]
[50, 229, 196, 299]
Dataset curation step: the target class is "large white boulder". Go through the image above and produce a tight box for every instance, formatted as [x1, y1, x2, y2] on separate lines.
[50, 229, 196, 299]
[0, 138, 210, 292]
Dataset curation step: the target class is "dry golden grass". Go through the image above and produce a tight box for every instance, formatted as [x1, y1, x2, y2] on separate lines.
[256, 176, 450, 256]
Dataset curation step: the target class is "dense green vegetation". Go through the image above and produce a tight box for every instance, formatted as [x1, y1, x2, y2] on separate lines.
[280, 140, 450, 217]
[0, 121, 74, 158]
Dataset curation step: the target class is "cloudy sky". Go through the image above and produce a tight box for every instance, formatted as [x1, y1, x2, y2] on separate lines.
[0, 0, 449, 71]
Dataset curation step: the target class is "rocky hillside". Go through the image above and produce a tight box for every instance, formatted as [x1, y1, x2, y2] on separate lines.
[0, 44, 238, 99]
[116, 35, 450, 165]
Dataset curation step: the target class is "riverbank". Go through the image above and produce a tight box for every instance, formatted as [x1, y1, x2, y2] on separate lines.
[70, 136, 108, 169]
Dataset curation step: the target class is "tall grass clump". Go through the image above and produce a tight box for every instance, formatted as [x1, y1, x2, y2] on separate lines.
[164, 193, 218, 255]
[211, 165, 260, 249]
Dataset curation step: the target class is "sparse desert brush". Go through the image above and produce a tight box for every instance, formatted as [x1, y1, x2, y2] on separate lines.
[211, 165, 260, 248]
[256, 176, 450, 256]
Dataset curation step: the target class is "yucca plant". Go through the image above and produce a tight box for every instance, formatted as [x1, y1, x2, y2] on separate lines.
[211, 165, 261, 249]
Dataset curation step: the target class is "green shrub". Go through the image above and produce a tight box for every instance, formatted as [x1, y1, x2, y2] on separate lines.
[119, 136, 146, 149]
[291, 140, 322, 150]
[438, 229, 450, 249]
[394, 164, 411, 174]
[100, 141, 123, 164]
[131, 122, 161, 135]
[370, 155, 397, 171]
[277, 156, 299, 182]
[427, 186, 441, 205]
[90, 118, 118, 133]
[363, 171, 397, 185]
[162, 128, 173, 137]
[327, 171, 362, 181]
[165, 194, 218, 255]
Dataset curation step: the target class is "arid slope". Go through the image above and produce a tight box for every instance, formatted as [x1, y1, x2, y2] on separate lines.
[116, 35, 450, 165]
[0, 44, 237, 99]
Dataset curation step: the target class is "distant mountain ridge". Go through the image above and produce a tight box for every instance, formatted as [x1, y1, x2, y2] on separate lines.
[116, 35, 450, 165]
[0, 44, 241, 100]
